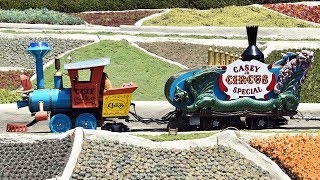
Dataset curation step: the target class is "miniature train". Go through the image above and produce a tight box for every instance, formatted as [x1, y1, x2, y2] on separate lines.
[10, 42, 137, 132]
[7, 26, 314, 132]
[165, 27, 314, 130]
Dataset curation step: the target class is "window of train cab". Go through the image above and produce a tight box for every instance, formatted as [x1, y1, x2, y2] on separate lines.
[69, 66, 104, 109]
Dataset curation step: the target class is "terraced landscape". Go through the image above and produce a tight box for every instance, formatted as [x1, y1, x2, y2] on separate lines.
[0, 1, 320, 179]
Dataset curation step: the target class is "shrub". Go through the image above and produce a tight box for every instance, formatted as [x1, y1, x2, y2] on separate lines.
[0, 89, 21, 104]
[143, 7, 314, 27]
[0, 8, 84, 25]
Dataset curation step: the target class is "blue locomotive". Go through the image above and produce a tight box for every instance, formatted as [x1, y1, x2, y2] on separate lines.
[11, 42, 137, 133]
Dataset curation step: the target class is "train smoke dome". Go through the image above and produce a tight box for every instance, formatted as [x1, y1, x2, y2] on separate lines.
[27, 42, 51, 89]
[241, 26, 264, 62]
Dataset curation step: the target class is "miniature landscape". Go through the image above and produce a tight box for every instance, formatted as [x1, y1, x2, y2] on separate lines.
[0, 1, 320, 179]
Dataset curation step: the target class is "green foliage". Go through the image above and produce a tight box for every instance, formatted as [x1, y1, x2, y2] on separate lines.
[0, 0, 306, 13]
[0, 8, 84, 25]
[137, 132, 217, 141]
[265, 49, 320, 103]
[40, 40, 182, 101]
[0, 89, 21, 104]
[143, 7, 316, 27]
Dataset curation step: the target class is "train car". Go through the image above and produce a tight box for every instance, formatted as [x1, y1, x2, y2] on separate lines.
[11, 42, 137, 133]
[164, 26, 314, 130]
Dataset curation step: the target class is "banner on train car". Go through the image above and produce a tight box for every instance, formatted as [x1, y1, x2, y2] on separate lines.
[219, 60, 275, 100]
[102, 93, 132, 117]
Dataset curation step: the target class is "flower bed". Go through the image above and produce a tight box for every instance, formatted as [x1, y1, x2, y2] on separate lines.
[264, 4, 320, 23]
[136, 42, 246, 69]
[73, 10, 163, 27]
[0, 70, 33, 90]
[0, 37, 93, 69]
[0, 136, 73, 179]
[72, 139, 272, 179]
[250, 134, 320, 179]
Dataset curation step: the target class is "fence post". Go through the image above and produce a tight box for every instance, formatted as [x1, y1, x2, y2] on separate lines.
[208, 47, 213, 66]
[219, 50, 224, 65]
[224, 52, 229, 65]
[230, 53, 235, 63]
[214, 49, 219, 65]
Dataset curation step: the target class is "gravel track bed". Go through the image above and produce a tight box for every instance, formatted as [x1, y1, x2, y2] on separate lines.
[0, 136, 73, 179]
[0, 37, 93, 69]
[72, 139, 272, 179]
[136, 42, 246, 69]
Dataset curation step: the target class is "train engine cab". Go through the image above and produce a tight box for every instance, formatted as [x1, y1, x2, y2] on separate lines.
[51, 58, 138, 132]
[66, 58, 107, 109]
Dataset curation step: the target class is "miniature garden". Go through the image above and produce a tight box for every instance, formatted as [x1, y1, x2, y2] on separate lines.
[0, 0, 320, 179]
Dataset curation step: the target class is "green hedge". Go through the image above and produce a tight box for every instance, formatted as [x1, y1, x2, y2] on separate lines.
[0, 0, 310, 12]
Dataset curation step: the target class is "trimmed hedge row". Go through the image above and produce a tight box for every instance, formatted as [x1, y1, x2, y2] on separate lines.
[0, 0, 308, 13]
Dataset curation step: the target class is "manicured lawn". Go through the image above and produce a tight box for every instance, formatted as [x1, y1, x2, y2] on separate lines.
[143, 6, 316, 27]
[136, 132, 217, 142]
[39, 40, 182, 101]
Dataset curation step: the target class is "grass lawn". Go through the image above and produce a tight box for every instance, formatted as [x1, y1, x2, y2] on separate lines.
[136, 130, 320, 142]
[143, 6, 316, 27]
[38, 40, 182, 101]
[136, 132, 217, 142]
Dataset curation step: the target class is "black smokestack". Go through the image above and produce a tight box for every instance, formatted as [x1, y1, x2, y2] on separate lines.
[241, 26, 264, 62]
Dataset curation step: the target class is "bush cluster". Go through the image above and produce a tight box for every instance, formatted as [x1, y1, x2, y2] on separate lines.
[0, 8, 84, 25]
[0, 0, 307, 12]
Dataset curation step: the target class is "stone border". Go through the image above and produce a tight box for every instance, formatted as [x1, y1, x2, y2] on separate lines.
[60, 128, 84, 180]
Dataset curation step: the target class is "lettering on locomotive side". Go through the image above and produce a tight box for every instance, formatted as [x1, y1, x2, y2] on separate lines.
[72, 86, 98, 107]
[220, 60, 275, 100]
[74, 88, 95, 94]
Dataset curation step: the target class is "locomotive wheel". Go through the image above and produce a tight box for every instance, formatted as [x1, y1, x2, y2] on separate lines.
[246, 117, 268, 130]
[211, 118, 221, 130]
[49, 114, 72, 133]
[75, 113, 97, 130]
